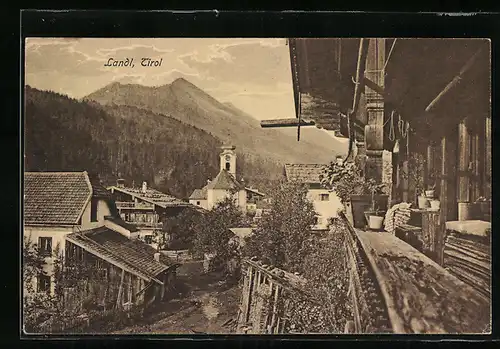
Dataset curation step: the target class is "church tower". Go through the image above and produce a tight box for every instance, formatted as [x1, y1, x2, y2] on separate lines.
[220, 145, 237, 178]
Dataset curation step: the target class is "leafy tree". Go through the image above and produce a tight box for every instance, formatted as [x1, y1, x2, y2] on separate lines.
[158, 209, 200, 250]
[242, 181, 317, 273]
[190, 195, 244, 263]
[298, 223, 353, 333]
[22, 235, 57, 333]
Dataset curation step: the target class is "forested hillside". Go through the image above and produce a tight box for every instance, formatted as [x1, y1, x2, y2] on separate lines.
[85, 78, 344, 165]
[25, 86, 281, 198]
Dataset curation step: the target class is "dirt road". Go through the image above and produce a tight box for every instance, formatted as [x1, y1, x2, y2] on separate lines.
[113, 261, 241, 334]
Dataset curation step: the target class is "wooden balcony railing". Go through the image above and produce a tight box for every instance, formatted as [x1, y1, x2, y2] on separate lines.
[129, 221, 163, 229]
[116, 201, 154, 210]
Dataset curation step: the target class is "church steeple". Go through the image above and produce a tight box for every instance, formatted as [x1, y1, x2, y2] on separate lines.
[220, 145, 237, 177]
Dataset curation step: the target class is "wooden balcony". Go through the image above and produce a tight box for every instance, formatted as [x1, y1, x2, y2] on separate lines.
[116, 201, 154, 210]
[128, 221, 163, 229]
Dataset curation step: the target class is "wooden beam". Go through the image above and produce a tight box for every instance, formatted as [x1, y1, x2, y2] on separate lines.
[425, 48, 483, 113]
[260, 118, 315, 128]
[364, 77, 385, 98]
[116, 268, 125, 309]
[457, 121, 471, 203]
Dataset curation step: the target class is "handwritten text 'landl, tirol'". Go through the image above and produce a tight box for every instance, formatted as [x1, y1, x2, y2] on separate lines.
[104, 58, 163, 68]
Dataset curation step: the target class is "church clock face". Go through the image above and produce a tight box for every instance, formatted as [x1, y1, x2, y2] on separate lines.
[225, 155, 231, 161]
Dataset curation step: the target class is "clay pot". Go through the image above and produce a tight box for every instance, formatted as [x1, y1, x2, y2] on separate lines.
[418, 195, 429, 209]
[368, 215, 384, 230]
[351, 194, 388, 228]
[430, 200, 440, 210]
[458, 202, 472, 221]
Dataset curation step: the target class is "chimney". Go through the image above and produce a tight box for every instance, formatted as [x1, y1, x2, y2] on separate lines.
[207, 179, 211, 184]
[117, 178, 125, 188]
[142, 181, 147, 194]
[154, 252, 160, 262]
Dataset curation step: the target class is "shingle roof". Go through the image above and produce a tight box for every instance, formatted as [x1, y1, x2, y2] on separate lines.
[245, 187, 266, 197]
[104, 216, 139, 233]
[108, 186, 192, 209]
[206, 170, 244, 191]
[189, 188, 207, 200]
[284, 164, 326, 184]
[65, 226, 171, 284]
[24, 171, 104, 225]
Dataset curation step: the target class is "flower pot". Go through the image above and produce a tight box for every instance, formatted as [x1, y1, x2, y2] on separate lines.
[417, 195, 429, 209]
[368, 215, 384, 231]
[350, 195, 372, 228]
[350, 194, 388, 228]
[458, 202, 472, 221]
[429, 200, 440, 210]
[425, 190, 435, 198]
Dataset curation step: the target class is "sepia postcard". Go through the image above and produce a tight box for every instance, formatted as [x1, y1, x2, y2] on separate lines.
[22, 37, 491, 336]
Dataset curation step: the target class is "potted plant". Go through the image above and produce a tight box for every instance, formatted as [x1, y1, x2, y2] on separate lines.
[402, 153, 428, 209]
[320, 161, 388, 229]
[425, 184, 436, 199]
[363, 179, 388, 231]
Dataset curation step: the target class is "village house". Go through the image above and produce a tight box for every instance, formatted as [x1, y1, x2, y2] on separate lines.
[189, 145, 265, 214]
[107, 180, 203, 249]
[284, 163, 343, 230]
[23, 171, 177, 311]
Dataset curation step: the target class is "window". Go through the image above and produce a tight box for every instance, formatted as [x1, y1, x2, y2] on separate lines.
[38, 237, 52, 257]
[225, 162, 231, 171]
[37, 274, 51, 293]
[320, 193, 330, 201]
[90, 198, 98, 222]
[144, 235, 153, 245]
[196, 201, 201, 206]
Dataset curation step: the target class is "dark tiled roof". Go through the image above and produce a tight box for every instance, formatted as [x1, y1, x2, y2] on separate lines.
[108, 186, 191, 209]
[66, 226, 171, 284]
[104, 216, 139, 232]
[245, 187, 266, 197]
[206, 170, 244, 191]
[24, 171, 114, 225]
[189, 188, 207, 200]
[284, 164, 326, 184]
[87, 175, 112, 198]
[24, 172, 91, 225]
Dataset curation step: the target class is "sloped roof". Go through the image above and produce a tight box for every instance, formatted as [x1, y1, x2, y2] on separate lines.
[65, 226, 171, 284]
[230, 228, 254, 241]
[245, 187, 266, 197]
[108, 185, 192, 209]
[189, 187, 207, 200]
[104, 215, 139, 233]
[205, 170, 244, 191]
[24, 171, 110, 225]
[284, 164, 326, 184]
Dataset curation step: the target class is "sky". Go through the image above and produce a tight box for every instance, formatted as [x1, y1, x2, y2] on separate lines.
[25, 38, 297, 121]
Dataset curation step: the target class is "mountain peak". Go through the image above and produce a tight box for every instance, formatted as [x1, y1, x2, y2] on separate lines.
[171, 77, 194, 87]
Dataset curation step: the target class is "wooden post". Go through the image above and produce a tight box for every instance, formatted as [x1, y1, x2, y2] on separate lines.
[484, 117, 491, 197]
[364, 38, 386, 183]
[116, 269, 125, 309]
[270, 284, 280, 333]
[471, 130, 481, 202]
[421, 211, 441, 263]
[402, 160, 409, 203]
[243, 265, 254, 326]
[457, 120, 471, 203]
